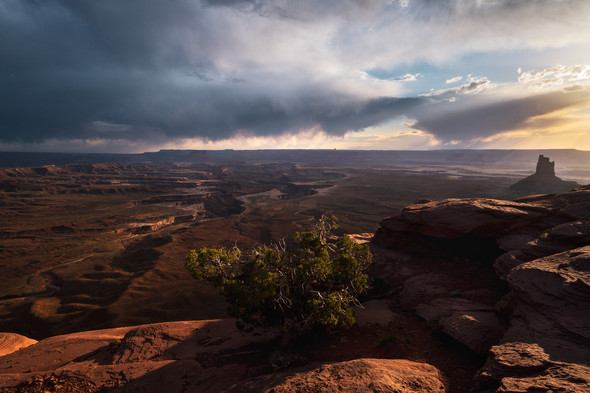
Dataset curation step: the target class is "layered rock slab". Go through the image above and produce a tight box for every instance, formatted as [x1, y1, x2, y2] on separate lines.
[495, 219, 590, 276]
[374, 186, 590, 254]
[0, 333, 37, 357]
[229, 358, 446, 393]
[477, 246, 590, 392]
[416, 298, 505, 354]
[373, 185, 590, 392]
[0, 319, 273, 392]
[375, 198, 560, 243]
[506, 246, 590, 357]
[477, 343, 590, 393]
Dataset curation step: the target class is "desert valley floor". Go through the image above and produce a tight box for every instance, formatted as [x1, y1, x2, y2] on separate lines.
[1, 149, 589, 392]
[0, 154, 522, 338]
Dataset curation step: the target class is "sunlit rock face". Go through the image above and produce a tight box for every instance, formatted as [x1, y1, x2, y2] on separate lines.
[228, 358, 446, 393]
[0, 333, 37, 357]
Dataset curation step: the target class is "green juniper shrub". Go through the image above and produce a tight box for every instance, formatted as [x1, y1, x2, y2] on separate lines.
[185, 215, 372, 336]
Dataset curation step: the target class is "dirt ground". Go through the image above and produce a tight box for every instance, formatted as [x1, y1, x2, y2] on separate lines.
[0, 162, 516, 340]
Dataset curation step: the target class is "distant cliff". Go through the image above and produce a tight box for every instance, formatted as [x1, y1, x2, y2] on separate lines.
[508, 154, 579, 197]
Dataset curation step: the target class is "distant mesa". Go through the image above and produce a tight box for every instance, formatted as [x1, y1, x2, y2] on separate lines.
[508, 155, 579, 197]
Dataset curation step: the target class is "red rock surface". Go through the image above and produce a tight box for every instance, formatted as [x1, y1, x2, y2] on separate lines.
[477, 343, 590, 393]
[229, 358, 446, 393]
[375, 198, 558, 241]
[0, 319, 452, 393]
[374, 186, 590, 253]
[373, 185, 590, 392]
[494, 219, 590, 276]
[0, 319, 274, 392]
[0, 333, 37, 357]
[2, 183, 589, 392]
[416, 298, 505, 354]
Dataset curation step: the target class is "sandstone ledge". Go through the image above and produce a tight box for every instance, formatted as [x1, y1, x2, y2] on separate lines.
[229, 358, 446, 393]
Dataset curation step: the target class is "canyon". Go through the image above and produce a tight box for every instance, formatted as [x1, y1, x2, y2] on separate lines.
[0, 150, 589, 392]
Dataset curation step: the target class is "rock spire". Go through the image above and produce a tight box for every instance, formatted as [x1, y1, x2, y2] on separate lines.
[507, 154, 578, 197]
[535, 155, 555, 176]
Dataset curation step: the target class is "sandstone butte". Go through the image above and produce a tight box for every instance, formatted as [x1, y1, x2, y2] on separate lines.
[1, 183, 589, 392]
[508, 154, 579, 197]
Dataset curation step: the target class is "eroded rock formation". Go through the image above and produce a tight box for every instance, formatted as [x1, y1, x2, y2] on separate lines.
[0, 319, 272, 392]
[229, 358, 446, 393]
[508, 155, 579, 197]
[373, 184, 590, 392]
[535, 155, 555, 175]
[475, 246, 590, 392]
[0, 320, 447, 393]
[416, 298, 505, 354]
[0, 334, 37, 357]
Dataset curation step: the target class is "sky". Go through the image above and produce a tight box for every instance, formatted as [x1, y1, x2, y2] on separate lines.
[1, 0, 590, 153]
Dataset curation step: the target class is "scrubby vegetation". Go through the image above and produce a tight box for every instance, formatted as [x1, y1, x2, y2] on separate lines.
[185, 215, 372, 335]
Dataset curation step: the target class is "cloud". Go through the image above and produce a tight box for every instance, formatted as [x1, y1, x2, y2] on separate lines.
[446, 76, 463, 84]
[1, 0, 590, 151]
[424, 76, 494, 102]
[405, 65, 590, 144]
[518, 64, 590, 88]
[318, 97, 425, 134]
[410, 89, 590, 142]
[390, 73, 421, 81]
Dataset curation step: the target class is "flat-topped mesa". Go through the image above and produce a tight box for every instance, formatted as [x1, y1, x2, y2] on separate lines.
[535, 155, 555, 176]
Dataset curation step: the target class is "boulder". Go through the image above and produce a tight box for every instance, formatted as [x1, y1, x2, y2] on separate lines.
[416, 298, 505, 354]
[496, 363, 590, 393]
[228, 358, 446, 393]
[112, 324, 191, 364]
[494, 220, 590, 276]
[476, 342, 590, 393]
[484, 342, 551, 375]
[0, 333, 37, 357]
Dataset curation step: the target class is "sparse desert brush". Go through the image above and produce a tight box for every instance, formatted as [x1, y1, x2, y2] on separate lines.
[185, 215, 372, 337]
[378, 333, 411, 347]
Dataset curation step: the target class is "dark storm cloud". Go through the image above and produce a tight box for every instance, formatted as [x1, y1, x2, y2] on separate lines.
[1, 0, 589, 149]
[0, 0, 204, 142]
[1, 0, 422, 144]
[411, 90, 590, 142]
[319, 97, 425, 134]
